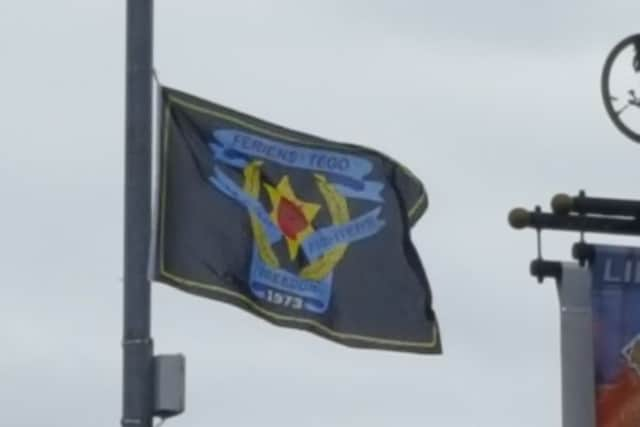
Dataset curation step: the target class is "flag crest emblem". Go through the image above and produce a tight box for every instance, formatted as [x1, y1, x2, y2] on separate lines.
[209, 129, 387, 314]
[153, 87, 441, 354]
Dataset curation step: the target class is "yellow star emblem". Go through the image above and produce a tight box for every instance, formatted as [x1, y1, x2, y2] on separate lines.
[265, 176, 321, 260]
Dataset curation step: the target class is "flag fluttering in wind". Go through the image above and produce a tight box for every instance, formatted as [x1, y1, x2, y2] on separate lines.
[151, 87, 441, 354]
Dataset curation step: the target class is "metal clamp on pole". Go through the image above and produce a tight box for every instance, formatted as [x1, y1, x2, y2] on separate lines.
[123, 338, 154, 346]
[572, 242, 595, 266]
[530, 259, 563, 283]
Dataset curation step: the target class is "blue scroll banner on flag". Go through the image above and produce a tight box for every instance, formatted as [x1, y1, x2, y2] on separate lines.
[591, 244, 640, 426]
[152, 86, 441, 354]
[211, 129, 385, 202]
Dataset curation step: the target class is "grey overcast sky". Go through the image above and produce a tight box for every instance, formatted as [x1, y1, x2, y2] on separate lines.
[2, 1, 640, 426]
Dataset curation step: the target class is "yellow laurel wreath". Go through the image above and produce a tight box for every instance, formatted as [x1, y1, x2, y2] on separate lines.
[299, 174, 349, 281]
[243, 161, 279, 268]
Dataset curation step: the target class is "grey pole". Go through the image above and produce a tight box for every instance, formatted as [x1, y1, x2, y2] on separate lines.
[122, 1, 154, 427]
[557, 263, 596, 427]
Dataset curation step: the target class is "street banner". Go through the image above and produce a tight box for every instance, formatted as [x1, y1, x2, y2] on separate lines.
[592, 244, 640, 426]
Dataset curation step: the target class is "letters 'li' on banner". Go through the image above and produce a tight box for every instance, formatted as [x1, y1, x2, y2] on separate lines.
[151, 86, 441, 354]
[592, 244, 640, 426]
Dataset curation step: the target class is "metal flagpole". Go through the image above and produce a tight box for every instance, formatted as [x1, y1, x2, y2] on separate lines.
[122, 1, 154, 426]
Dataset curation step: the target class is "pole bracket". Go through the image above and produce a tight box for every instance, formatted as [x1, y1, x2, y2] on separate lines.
[122, 338, 154, 347]
[153, 354, 186, 418]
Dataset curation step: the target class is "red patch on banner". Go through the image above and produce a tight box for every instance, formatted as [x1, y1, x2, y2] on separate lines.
[597, 367, 640, 427]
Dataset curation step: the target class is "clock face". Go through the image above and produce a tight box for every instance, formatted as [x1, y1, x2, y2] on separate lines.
[602, 34, 640, 144]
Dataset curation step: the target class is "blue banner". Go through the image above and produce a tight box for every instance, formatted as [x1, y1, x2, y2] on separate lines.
[591, 244, 640, 426]
[210, 130, 384, 202]
[302, 207, 386, 261]
[250, 248, 333, 314]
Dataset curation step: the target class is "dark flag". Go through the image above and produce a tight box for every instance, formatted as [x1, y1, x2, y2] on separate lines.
[152, 86, 441, 354]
